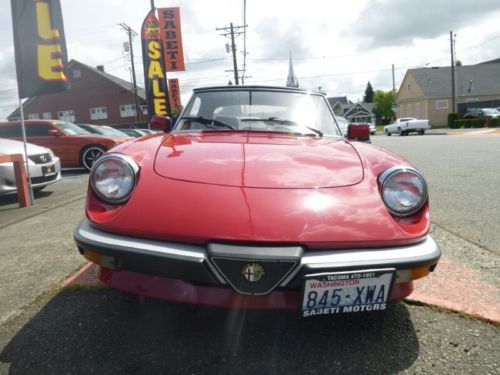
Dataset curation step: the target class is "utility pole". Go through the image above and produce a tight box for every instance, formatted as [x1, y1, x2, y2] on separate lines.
[392, 64, 396, 92]
[450, 30, 456, 113]
[242, 0, 247, 84]
[217, 22, 246, 85]
[119, 23, 140, 123]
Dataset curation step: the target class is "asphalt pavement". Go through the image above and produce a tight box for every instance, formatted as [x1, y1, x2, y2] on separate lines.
[0, 135, 499, 374]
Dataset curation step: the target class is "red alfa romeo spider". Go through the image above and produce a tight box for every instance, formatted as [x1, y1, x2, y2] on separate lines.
[74, 86, 440, 317]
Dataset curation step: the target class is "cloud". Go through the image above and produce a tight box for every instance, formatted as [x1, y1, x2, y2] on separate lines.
[349, 0, 500, 49]
[252, 18, 311, 60]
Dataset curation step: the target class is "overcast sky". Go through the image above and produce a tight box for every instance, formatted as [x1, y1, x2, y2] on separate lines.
[1, 0, 500, 120]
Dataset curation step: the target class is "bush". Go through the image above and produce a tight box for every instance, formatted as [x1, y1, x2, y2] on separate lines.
[491, 118, 500, 128]
[448, 112, 459, 128]
[455, 118, 489, 128]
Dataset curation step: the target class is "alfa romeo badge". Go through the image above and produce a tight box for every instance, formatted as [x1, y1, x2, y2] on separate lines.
[241, 263, 265, 282]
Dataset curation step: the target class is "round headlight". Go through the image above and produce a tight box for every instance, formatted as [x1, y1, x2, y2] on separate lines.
[90, 154, 139, 204]
[379, 166, 427, 217]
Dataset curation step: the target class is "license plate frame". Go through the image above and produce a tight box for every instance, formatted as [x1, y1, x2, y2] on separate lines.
[301, 268, 396, 317]
[42, 164, 57, 176]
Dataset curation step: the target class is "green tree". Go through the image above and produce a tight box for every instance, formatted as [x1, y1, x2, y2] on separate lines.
[374, 90, 395, 123]
[363, 81, 374, 103]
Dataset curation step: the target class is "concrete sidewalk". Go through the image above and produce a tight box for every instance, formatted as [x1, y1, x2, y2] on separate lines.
[1, 184, 498, 326]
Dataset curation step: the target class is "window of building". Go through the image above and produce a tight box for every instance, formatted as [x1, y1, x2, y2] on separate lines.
[27, 113, 39, 119]
[120, 104, 136, 118]
[42, 112, 52, 119]
[435, 100, 449, 110]
[58, 110, 75, 122]
[90, 106, 108, 120]
[73, 69, 81, 79]
[407, 84, 411, 91]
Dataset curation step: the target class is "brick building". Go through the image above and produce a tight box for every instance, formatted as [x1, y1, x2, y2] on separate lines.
[8, 60, 148, 127]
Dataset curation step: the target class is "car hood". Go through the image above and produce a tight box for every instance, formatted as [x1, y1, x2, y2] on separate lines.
[153, 133, 363, 188]
[0, 138, 51, 156]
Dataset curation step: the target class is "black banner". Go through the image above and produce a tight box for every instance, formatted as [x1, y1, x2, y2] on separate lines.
[141, 10, 171, 119]
[11, 0, 69, 98]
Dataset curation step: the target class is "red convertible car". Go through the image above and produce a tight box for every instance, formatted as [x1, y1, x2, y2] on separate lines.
[74, 86, 440, 317]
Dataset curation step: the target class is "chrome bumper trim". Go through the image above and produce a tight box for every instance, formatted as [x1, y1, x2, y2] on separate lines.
[281, 236, 441, 286]
[76, 219, 205, 261]
[75, 219, 440, 288]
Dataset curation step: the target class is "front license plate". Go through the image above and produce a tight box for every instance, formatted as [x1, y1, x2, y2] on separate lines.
[301, 269, 395, 317]
[42, 164, 56, 176]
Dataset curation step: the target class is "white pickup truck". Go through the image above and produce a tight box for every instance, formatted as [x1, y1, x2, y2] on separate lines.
[383, 118, 431, 136]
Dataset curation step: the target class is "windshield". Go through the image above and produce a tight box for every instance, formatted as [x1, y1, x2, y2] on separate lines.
[54, 121, 91, 135]
[94, 126, 125, 136]
[174, 89, 341, 136]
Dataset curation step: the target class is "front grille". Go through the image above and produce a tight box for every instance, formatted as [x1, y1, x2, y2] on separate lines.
[211, 257, 298, 295]
[207, 243, 303, 296]
[29, 153, 53, 164]
[31, 174, 58, 184]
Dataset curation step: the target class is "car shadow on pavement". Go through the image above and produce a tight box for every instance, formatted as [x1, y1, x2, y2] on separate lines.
[0, 289, 419, 374]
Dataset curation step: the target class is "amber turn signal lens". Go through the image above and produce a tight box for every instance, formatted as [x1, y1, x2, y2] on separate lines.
[411, 265, 431, 280]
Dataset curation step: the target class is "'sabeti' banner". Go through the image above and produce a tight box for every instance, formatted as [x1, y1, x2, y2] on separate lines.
[141, 10, 170, 118]
[11, 0, 69, 98]
[158, 7, 185, 71]
[168, 78, 182, 114]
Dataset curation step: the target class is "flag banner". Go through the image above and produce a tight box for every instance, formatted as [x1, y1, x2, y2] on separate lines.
[158, 7, 185, 71]
[168, 78, 182, 114]
[141, 10, 170, 118]
[11, 0, 69, 98]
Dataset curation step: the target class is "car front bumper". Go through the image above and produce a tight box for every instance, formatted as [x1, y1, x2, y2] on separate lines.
[0, 158, 61, 194]
[75, 219, 441, 306]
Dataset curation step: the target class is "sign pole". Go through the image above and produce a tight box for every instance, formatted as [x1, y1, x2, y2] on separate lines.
[18, 98, 34, 205]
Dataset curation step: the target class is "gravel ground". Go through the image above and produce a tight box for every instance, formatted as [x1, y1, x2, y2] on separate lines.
[0, 289, 498, 374]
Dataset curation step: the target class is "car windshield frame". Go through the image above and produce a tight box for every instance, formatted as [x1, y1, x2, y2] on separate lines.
[173, 88, 342, 137]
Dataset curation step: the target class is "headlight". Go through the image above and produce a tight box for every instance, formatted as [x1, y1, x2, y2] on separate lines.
[90, 154, 139, 204]
[379, 166, 427, 217]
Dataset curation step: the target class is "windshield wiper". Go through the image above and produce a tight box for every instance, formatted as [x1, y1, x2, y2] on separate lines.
[180, 116, 236, 130]
[240, 117, 323, 137]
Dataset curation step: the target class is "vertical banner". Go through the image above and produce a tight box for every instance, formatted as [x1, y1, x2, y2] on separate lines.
[168, 78, 182, 114]
[158, 7, 185, 72]
[141, 10, 170, 119]
[11, 0, 69, 98]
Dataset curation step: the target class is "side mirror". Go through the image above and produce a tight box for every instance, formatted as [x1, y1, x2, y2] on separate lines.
[48, 129, 62, 136]
[151, 115, 172, 132]
[347, 123, 370, 142]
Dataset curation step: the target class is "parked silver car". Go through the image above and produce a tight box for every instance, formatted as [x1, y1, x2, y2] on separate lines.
[0, 138, 61, 194]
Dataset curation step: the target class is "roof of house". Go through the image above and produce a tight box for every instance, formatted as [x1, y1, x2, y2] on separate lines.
[407, 62, 500, 98]
[344, 102, 375, 116]
[327, 96, 348, 107]
[71, 60, 147, 100]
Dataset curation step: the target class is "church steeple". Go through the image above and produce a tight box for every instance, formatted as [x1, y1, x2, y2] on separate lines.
[286, 52, 299, 88]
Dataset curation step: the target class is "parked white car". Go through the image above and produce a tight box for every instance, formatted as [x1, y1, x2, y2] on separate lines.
[335, 115, 349, 136]
[0, 138, 61, 194]
[384, 118, 431, 136]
